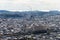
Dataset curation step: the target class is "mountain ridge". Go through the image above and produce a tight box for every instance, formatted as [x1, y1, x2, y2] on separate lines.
[0, 10, 59, 18]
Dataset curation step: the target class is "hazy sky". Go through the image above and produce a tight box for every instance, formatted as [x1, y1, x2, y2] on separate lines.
[0, 0, 60, 11]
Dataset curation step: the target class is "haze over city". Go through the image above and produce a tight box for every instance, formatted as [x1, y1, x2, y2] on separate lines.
[0, 0, 60, 11]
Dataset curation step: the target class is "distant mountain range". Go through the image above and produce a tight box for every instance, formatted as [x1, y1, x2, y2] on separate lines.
[0, 10, 60, 18]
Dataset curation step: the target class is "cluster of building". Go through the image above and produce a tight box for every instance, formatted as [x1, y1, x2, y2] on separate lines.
[0, 14, 60, 40]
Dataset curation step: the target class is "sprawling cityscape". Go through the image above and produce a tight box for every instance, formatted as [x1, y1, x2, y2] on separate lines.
[0, 10, 60, 40]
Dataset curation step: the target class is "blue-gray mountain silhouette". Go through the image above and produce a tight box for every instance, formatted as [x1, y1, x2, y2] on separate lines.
[0, 10, 60, 18]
